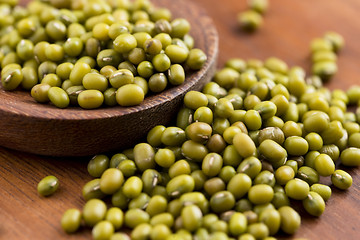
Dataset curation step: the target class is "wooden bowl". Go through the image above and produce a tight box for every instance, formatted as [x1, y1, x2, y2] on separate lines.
[0, 0, 218, 157]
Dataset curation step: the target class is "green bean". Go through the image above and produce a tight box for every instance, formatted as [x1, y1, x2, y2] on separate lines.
[278, 206, 301, 234]
[37, 175, 59, 197]
[105, 207, 124, 230]
[258, 139, 287, 164]
[83, 199, 107, 227]
[331, 170, 353, 190]
[87, 155, 109, 178]
[100, 168, 124, 195]
[340, 147, 360, 166]
[133, 143, 156, 172]
[166, 174, 195, 198]
[302, 191, 325, 217]
[233, 133, 256, 158]
[227, 173, 252, 199]
[61, 209, 82, 233]
[285, 178, 310, 200]
[92, 220, 115, 240]
[124, 209, 150, 229]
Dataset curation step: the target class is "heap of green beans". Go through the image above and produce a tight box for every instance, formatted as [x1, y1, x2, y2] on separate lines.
[0, 0, 207, 109]
[59, 54, 360, 239]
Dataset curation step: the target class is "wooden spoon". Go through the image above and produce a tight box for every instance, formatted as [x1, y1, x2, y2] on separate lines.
[0, 0, 218, 156]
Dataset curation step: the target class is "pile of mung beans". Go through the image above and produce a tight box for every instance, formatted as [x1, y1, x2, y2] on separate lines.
[0, 0, 207, 109]
[5, 0, 357, 239]
[57, 49, 360, 239]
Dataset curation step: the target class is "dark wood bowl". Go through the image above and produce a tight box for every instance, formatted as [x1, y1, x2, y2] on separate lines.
[0, 0, 218, 156]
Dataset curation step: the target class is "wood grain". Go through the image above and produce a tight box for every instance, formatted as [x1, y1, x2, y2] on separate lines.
[1, 0, 360, 240]
[0, 0, 218, 156]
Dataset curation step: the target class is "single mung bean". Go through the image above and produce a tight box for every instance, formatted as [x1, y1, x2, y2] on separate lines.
[305, 132, 323, 151]
[244, 110, 262, 130]
[254, 170, 275, 187]
[92, 220, 115, 240]
[150, 224, 172, 240]
[77, 90, 104, 109]
[331, 169, 353, 190]
[248, 184, 274, 205]
[161, 127, 186, 146]
[61, 208, 82, 233]
[82, 178, 106, 201]
[109, 233, 130, 240]
[278, 206, 301, 234]
[233, 132, 256, 158]
[324, 31, 344, 52]
[41, 73, 61, 87]
[181, 140, 209, 162]
[148, 73, 168, 92]
[125, 209, 150, 229]
[145, 195, 168, 217]
[285, 178, 310, 200]
[69, 62, 91, 85]
[227, 173, 252, 199]
[100, 168, 124, 195]
[209, 191, 235, 213]
[31, 83, 51, 103]
[154, 148, 176, 168]
[122, 176, 143, 199]
[202, 153, 223, 177]
[83, 199, 107, 227]
[113, 33, 137, 53]
[297, 166, 319, 186]
[105, 207, 124, 230]
[302, 191, 325, 217]
[87, 155, 109, 178]
[166, 174, 195, 197]
[168, 64, 185, 85]
[116, 84, 144, 106]
[237, 156, 262, 179]
[247, 223, 269, 239]
[204, 177, 226, 196]
[185, 122, 212, 143]
[314, 153, 335, 176]
[206, 134, 227, 153]
[258, 127, 285, 145]
[181, 205, 203, 232]
[209, 220, 228, 234]
[170, 18, 190, 38]
[275, 165, 295, 185]
[168, 159, 191, 178]
[1, 66, 23, 90]
[259, 208, 281, 236]
[238, 10, 263, 31]
[184, 91, 208, 110]
[340, 147, 360, 166]
[284, 136, 309, 156]
[150, 213, 174, 227]
[56, 62, 74, 81]
[133, 143, 156, 172]
[37, 175, 59, 197]
[258, 139, 287, 163]
[186, 48, 207, 70]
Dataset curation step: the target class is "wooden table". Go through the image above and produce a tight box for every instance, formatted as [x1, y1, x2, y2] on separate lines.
[1, 0, 360, 239]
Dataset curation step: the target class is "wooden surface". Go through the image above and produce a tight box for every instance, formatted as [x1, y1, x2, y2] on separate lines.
[1, 0, 360, 239]
[0, 0, 218, 156]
